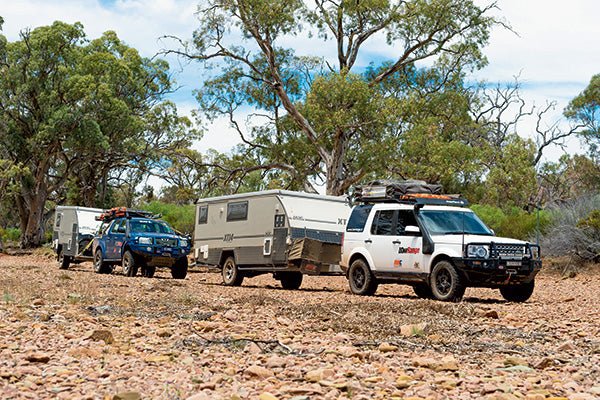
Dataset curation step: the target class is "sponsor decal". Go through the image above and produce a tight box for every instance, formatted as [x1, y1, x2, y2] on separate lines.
[414, 262, 420, 269]
[398, 246, 420, 254]
[394, 259, 402, 268]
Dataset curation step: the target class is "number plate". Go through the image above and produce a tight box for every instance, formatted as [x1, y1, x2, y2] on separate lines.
[506, 261, 521, 267]
[163, 247, 172, 252]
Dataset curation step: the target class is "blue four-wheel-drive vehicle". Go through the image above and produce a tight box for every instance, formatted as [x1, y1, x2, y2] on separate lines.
[92, 208, 191, 279]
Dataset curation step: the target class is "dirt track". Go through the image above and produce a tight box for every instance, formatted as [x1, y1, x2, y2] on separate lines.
[0, 253, 599, 400]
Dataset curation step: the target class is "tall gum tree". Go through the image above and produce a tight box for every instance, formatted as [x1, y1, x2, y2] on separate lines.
[167, 0, 499, 195]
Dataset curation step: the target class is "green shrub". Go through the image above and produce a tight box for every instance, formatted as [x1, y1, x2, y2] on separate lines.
[0, 227, 21, 243]
[140, 201, 195, 236]
[471, 204, 551, 241]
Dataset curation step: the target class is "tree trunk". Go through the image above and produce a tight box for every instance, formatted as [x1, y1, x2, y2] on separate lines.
[18, 182, 49, 249]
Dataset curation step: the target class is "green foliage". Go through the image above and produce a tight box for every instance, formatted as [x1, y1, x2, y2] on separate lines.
[565, 73, 600, 138]
[0, 227, 21, 243]
[141, 201, 195, 235]
[577, 209, 600, 231]
[471, 204, 551, 241]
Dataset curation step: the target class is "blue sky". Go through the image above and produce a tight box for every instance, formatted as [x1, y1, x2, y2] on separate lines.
[2, 0, 599, 160]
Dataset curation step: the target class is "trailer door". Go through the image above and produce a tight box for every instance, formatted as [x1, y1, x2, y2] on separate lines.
[272, 214, 287, 263]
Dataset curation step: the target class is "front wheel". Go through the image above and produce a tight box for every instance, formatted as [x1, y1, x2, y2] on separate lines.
[499, 280, 535, 302]
[58, 249, 71, 270]
[171, 257, 188, 279]
[413, 283, 433, 299]
[278, 271, 303, 290]
[430, 260, 465, 302]
[93, 249, 112, 274]
[222, 256, 243, 286]
[348, 258, 378, 296]
[122, 251, 138, 277]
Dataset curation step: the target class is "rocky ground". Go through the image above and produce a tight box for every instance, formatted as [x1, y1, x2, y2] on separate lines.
[0, 253, 599, 400]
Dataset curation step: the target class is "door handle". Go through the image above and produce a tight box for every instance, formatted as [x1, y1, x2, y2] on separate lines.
[392, 240, 401, 244]
[364, 239, 372, 244]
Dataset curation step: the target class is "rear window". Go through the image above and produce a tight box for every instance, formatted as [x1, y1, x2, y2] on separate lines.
[346, 204, 373, 232]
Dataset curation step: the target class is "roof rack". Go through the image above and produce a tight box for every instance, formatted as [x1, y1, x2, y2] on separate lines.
[352, 180, 469, 207]
[95, 207, 161, 221]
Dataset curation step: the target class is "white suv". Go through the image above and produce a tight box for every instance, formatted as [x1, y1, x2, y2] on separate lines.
[341, 198, 542, 302]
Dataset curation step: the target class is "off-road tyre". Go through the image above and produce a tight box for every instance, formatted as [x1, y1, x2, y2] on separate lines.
[122, 251, 138, 277]
[58, 249, 71, 270]
[348, 258, 378, 296]
[413, 283, 434, 299]
[430, 260, 465, 302]
[78, 238, 93, 257]
[171, 256, 188, 279]
[222, 256, 243, 286]
[499, 280, 535, 302]
[279, 271, 303, 290]
[140, 265, 155, 278]
[93, 249, 112, 274]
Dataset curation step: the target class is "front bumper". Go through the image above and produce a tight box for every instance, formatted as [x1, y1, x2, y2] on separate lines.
[452, 257, 542, 287]
[129, 244, 190, 267]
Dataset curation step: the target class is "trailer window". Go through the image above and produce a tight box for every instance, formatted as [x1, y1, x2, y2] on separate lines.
[227, 201, 248, 221]
[198, 205, 208, 224]
[55, 214, 62, 228]
[346, 204, 373, 232]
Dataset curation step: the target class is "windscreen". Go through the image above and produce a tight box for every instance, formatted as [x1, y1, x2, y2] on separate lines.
[419, 210, 493, 236]
[129, 219, 174, 234]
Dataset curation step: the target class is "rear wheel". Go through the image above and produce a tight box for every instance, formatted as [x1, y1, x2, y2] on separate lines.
[122, 251, 138, 277]
[278, 271, 303, 290]
[413, 283, 433, 299]
[430, 260, 465, 302]
[500, 280, 535, 302]
[348, 258, 378, 296]
[222, 256, 243, 286]
[93, 249, 112, 274]
[58, 249, 71, 270]
[171, 257, 188, 279]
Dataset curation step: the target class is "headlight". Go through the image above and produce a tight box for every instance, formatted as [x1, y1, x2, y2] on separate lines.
[467, 244, 489, 258]
[138, 237, 153, 245]
[180, 239, 189, 247]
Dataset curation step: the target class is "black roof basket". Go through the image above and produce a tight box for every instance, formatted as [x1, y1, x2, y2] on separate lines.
[352, 180, 469, 207]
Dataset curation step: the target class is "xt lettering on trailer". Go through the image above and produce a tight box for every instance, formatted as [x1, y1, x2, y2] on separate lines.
[223, 233, 234, 242]
[338, 218, 347, 225]
[398, 246, 420, 254]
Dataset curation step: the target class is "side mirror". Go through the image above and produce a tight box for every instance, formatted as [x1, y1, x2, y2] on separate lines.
[405, 225, 420, 234]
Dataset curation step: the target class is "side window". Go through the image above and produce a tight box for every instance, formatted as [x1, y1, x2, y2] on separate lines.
[198, 205, 208, 224]
[371, 210, 396, 236]
[396, 210, 418, 235]
[227, 201, 248, 221]
[110, 219, 125, 234]
[346, 204, 373, 232]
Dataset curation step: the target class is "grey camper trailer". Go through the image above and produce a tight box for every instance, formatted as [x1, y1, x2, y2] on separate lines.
[53, 206, 103, 269]
[194, 190, 351, 289]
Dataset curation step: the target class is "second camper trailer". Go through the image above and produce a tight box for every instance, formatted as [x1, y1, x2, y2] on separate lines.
[194, 190, 350, 289]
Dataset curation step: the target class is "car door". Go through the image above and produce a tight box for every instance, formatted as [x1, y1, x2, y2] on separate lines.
[393, 210, 424, 273]
[369, 209, 401, 272]
[106, 219, 126, 260]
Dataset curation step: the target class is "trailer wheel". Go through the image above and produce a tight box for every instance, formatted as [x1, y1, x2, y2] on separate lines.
[58, 249, 71, 270]
[93, 249, 112, 274]
[171, 257, 188, 279]
[430, 260, 465, 302]
[141, 265, 156, 278]
[78, 238, 93, 257]
[279, 271, 303, 290]
[122, 251, 138, 277]
[222, 256, 243, 286]
[348, 258, 378, 296]
[499, 280, 535, 302]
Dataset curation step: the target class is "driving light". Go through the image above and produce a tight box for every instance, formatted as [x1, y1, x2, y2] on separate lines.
[180, 239, 189, 247]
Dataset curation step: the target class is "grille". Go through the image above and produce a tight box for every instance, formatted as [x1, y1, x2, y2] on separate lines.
[491, 244, 526, 259]
[156, 237, 178, 247]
